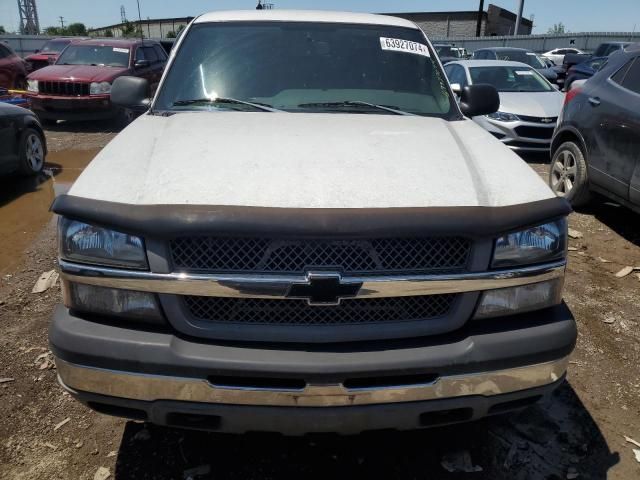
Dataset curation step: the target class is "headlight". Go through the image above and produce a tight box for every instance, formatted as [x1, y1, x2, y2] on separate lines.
[89, 81, 111, 95]
[66, 283, 164, 323]
[492, 219, 567, 268]
[474, 279, 564, 319]
[27, 79, 38, 93]
[486, 111, 519, 122]
[59, 218, 148, 269]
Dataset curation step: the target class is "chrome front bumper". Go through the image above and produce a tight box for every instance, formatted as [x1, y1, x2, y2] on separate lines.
[57, 357, 569, 408]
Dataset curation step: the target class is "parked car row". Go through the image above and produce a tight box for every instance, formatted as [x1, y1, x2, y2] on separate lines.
[435, 42, 636, 92]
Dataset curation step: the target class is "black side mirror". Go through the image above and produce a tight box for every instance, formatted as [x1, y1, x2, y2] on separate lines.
[111, 76, 150, 112]
[34, 49, 40, 53]
[459, 84, 499, 118]
[134, 59, 150, 69]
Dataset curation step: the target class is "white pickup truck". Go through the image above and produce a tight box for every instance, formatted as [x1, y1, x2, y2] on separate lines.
[50, 10, 575, 435]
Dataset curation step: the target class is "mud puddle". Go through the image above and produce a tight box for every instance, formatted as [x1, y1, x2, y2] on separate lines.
[0, 148, 99, 275]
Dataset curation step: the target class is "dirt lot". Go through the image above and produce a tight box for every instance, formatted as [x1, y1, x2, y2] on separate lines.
[0, 123, 639, 480]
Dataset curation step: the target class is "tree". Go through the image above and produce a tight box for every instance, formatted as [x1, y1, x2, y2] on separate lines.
[0, 26, 6, 35]
[547, 22, 567, 34]
[120, 21, 143, 38]
[104, 29, 114, 37]
[44, 26, 63, 36]
[66, 22, 87, 36]
[166, 30, 176, 38]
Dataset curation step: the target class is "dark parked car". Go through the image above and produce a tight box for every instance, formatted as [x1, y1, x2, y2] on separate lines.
[24, 37, 90, 72]
[25, 39, 168, 124]
[0, 102, 47, 176]
[565, 57, 607, 91]
[0, 42, 29, 90]
[433, 44, 463, 64]
[549, 44, 640, 212]
[472, 47, 558, 83]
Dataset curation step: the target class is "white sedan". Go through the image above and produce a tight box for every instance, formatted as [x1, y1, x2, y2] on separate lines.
[542, 47, 584, 65]
[444, 60, 564, 152]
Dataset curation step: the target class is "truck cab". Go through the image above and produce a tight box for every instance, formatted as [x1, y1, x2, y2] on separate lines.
[50, 10, 575, 435]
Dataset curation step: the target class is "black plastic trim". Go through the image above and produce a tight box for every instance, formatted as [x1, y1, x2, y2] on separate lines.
[51, 194, 572, 239]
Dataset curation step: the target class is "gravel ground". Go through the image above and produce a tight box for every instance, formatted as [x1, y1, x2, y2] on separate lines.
[0, 123, 639, 480]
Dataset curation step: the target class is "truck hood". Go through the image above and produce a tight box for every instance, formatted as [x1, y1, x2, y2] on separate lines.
[69, 112, 555, 208]
[498, 91, 564, 118]
[27, 64, 128, 82]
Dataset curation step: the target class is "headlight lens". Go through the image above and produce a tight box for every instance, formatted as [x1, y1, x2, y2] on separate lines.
[474, 279, 564, 319]
[89, 81, 111, 95]
[59, 218, 148, 269]
[486, 111, 519, 122]
[492, 219, 567, 268]
[67, 283, 164, 323]
[27, 79, 38, 93]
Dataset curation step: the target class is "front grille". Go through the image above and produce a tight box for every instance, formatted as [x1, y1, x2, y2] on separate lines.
[184, 294, 457, 326]
[518, 115, 558, 124]
[170, 237, 472, 275]
[38, 80, 90, 96]
[514, 125, 554, 139]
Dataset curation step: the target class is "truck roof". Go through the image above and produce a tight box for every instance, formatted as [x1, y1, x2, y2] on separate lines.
[194, 10, 420, 29]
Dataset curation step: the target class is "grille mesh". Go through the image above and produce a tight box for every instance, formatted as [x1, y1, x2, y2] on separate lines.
[170, 237, 471, 275]
[39, 81, 90, 96]
[514, 125, 554, 140]
[184, 294, 456, 326]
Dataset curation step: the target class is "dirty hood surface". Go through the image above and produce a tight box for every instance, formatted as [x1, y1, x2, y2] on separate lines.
[69, 112, 554, 208]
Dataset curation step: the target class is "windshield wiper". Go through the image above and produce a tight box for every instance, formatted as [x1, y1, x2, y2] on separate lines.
[172, 97, 281, 112]
[297, 101, 413, 116]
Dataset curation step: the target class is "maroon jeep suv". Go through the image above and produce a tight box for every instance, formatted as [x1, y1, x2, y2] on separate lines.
[25, 39, 167, 123]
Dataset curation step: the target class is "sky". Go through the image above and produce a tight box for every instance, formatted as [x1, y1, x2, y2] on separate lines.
[1, 0, 639, 35]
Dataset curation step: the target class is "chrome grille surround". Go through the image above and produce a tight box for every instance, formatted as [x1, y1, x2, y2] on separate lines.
[170, 236, 472, 275]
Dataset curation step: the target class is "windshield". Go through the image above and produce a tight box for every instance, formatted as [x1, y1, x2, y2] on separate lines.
[56, 45, 130, 67]
[154, 22, 456, 118]
[470, 66, 553, 92]
[41, 39, 72, 53]
[495, 50, 546, 69]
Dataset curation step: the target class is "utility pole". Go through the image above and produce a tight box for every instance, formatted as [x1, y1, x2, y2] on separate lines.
[514, 0, 525, 35]
[475, 0, 484, 37]
[59, 16, 65, 30]
[17, 0, 40, 35]
[136, 0, 144, 41]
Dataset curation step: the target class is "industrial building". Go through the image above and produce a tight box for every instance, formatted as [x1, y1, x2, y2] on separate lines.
[88, 17, 194, 39]
[388, 4, 533, 37]
[86, 3, 532, 40]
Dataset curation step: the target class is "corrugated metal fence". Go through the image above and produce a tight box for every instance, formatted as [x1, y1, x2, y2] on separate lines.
[429, 32, 640, 53]
[3, 32, 640, 58]
[0, 35, 51, 57]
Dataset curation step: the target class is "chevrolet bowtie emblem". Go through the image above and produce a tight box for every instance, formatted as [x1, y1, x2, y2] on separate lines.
[541, 118, 554, 123]
[286, 272, 362, 306]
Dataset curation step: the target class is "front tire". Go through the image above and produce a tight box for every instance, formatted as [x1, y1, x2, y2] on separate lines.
[549, 141, 591, 207]
[17, 128, 45, 176]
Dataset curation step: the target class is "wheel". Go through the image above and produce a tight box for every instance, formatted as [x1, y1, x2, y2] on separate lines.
[549, 141, 591, 207]
[17, 128, 45, 176]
